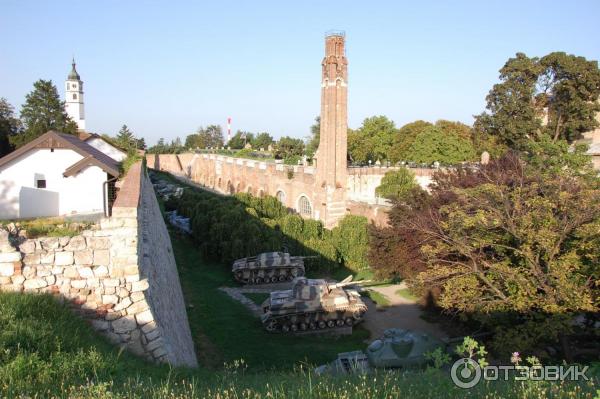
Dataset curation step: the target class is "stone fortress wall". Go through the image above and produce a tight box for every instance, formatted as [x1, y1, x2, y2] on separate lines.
[146, 152, 435, 226]
[0, 162, 197, 367]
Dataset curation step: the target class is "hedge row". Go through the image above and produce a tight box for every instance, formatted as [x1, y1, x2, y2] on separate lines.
[167, 189, 370, 272]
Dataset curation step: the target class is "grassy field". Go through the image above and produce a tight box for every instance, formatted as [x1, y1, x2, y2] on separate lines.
[396, 287, 418, 301]
[1, 291, 597, 398]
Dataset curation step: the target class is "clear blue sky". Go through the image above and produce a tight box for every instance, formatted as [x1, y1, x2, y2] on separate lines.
[1, 1, 599, 145]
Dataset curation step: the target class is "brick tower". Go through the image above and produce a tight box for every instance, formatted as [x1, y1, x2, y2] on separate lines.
[316, 31, 348, 228]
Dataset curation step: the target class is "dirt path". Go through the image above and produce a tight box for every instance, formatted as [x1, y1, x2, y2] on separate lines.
[362, 282, 447, 340]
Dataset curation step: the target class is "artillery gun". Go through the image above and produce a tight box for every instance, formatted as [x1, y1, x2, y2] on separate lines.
[260, 276, 369, 333]
[232, 252, 313, 284]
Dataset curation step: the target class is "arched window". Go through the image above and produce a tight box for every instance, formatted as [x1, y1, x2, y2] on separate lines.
[298, 195, 312, 217]
[73, 93, 77, 100]
[276, 190, 286, 204]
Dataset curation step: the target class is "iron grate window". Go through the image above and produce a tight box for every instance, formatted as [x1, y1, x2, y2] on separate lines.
[298, 195, 312, 217]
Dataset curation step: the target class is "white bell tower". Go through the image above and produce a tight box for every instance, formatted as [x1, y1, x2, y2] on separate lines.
[65, 58, 86, 131]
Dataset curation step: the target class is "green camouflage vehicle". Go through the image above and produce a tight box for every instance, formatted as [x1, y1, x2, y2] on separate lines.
[260, 276, 368, 333]
[232, 252, 307, 284]
[315, 328, 447, 375]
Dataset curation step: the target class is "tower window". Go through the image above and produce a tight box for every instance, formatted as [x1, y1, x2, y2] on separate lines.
[73, 94, 77, 100]
[276, 190, 286, 204]
[36, 179, 46, 189]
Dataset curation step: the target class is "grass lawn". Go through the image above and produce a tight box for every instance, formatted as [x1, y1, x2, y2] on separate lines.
[362, 289, 391, 308]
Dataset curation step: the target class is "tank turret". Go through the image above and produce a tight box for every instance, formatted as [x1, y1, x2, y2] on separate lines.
[260, 276, 368, 333]
[232, 252, 310, 284]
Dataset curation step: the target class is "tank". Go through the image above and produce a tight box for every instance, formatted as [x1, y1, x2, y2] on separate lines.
[314, 328, 447, 375]
[260, 275, 368, 333]
[231, 252, 308, 284]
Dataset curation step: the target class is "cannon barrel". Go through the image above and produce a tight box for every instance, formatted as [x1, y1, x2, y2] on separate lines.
[328, 280, 371, 289]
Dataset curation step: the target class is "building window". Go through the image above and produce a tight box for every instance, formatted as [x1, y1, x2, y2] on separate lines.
[73, 93, 77, 100]
[36, 179, 46, 189]
[276, 190, 286, 204]
[298, 195, 312, 217]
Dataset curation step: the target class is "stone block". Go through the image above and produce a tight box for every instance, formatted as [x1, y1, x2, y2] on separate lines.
[19, 240, 36, 254]
[71, 279, 87, 289]
[103, 278, 120, 287]
[87, 237, 110, 250]
[77, 267, 94, 279]
[102, 295, 119, 305]
[24, 278, 48, 290]
[112, 255, 138, 267]
[40, 251, 55, 264]
[152, 346, 168, 359]
[0, 252, 21, 263]
[59, 237, 71, 247]
[144, 327, 161, 342]
[63, 266, 79, 279]
[125, 274, 140, 283]
[40, 237, 59, 251]
[11, 275, 25, 285]
[124, 265, 139, 276]
[112, 316, 137, 333]
[93, 250, 110, 266]
[131, 279, 149, 292]
[117, 287, 129, 298]
[145, 337, 163, 352]
[94, 265, 109, 277]
[104, 287, 115, 294]
[23, 252, 41, 266]
[51, 266, 64, 275]
[135, 309, 153, 326]
[0, 263, 14, 277]
[74, 250, 93, 265]
[65, 236, 86, 251]
[92, 320, 109, 331]
[114, 297, 132, 311]
[126, 300, 149, 315]
[141, 320, 157, 334]
[109, 267, 124, 278]
[86, 277, 99, 287]
[36, 267, 51, 277]
[130, 291, 145, 302]
[45, 275, 56, 285]
[105, 311, 122, 321]
[0, 276, 11, 284]
[55, 252, 74, 266]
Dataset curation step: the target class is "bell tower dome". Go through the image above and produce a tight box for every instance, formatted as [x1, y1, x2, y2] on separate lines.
[65, 58, 86, 131]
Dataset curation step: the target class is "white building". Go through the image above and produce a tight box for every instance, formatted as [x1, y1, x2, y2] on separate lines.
[79, 132, 127, 162]
[65, 59, 85, 131]
[0, 131, 120, 219]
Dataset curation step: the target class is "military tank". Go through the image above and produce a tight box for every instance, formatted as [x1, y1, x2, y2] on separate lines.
[314, 328, 447, 375]
[232, 252, 309, 284]
[260, 276, 369, 333]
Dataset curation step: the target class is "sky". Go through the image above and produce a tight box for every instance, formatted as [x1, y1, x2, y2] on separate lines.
[1, 1, 599, 146]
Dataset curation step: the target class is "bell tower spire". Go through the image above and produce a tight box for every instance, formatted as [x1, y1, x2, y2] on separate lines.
[65, 58, 86, 131]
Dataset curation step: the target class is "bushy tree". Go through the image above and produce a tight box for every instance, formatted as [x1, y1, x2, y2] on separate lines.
[375, 168, 420, 201]
[274, 136, 304, 160]
[388, 120, 432, 163]
[372, 140, 600, 355]
[0, 98, 20, 157]
[348, 116, 397, 163]
[228, 130, 254, 149]
[12, 79, 77, 148]
[475, 52, 600, 150]
[251, 132, 274, 150]
[115, 124, 136, 151]
[406, 126, 476, 164]
[185, 125, 224, 149]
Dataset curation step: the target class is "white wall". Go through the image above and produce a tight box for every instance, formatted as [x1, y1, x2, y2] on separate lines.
[0, 148, 107, 219]
[87, 137, 127, 161]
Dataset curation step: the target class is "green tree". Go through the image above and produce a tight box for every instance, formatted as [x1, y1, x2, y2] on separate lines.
[537, 52, 600, 142]
[389, 120, 432, 163]
[375, 168, 420, 201]
[228, 130, 254, 149]
[11, 79, 77, 148]
[136, 137, 146, 151]
[0, 98, 20, 157]
[185, 125, 224, 149]
[305, 116, 320, 158]
[251, 132, 274, 150]
[407, 126, 476, 164]
[274, 136, 304, 160]
[377, 141, 599, 355]
[348, 116, 397, 163]
[116, 124, 136, 151]
[475, 52, 600, 150]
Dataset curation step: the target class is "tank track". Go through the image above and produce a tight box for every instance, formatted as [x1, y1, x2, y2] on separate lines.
[261, 306, 367, 333]
[234, 266, 305, 285]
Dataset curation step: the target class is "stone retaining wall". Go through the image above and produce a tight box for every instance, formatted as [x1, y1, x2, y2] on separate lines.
[0, 162, 197, 368]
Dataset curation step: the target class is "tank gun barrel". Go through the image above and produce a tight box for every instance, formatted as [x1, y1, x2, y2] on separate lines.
[328, 280, 371, 289]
